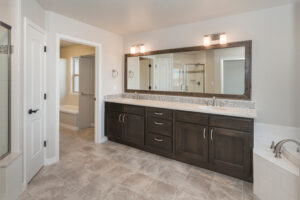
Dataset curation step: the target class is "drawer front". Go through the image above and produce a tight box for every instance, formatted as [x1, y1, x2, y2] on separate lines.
[146, 132, 172, 153]
[147, 107, 173, 120]
[147, 117, 172, 136]
[175, 111, 208, 125]
[105, 102, 123, 112]
[209, 115, 253, 132]
[123, 105, 145, 116]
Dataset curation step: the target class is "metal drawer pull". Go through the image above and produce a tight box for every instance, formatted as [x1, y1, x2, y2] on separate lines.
[203, 128, 206, 139]
[122, 114, 126, 123]
[118, 114, 122, 123]
[154, 121, 164, 125]
[154, 137, 163, 142]
[210, 129, 213, 141]
[154, 112, 163, 116]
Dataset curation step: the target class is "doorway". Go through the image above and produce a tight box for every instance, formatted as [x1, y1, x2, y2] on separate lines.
[59, 40, 96, 155]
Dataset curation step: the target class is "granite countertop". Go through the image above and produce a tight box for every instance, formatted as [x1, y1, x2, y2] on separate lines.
[105, 98, 257, 119]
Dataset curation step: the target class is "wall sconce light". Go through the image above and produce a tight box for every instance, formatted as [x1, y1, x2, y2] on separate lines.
[203, 33, 227, 46]
[203, 36, 211, 46]
[219, 34, 227, 45]
[130, 46, 136, 54]
[130, 44, 146, 54]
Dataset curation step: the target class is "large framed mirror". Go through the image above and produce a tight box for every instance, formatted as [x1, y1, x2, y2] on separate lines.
[125, 41, 251, 100]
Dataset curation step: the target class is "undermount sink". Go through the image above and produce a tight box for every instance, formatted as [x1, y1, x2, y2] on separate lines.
[198, 105, 228, 111]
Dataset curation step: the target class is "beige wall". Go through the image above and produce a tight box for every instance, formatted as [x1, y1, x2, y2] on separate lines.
[60, 44, 95, 106]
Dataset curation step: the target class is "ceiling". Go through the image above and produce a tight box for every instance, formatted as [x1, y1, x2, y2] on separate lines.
[37, 0, 297, 35]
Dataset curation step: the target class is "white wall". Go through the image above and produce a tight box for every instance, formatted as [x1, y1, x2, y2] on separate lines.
[45, 11, 123, 160]
[124, 4, 299, 128]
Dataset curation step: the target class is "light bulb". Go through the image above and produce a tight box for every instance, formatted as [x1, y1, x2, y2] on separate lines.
[219, 34, 227, 44]
[140, 45, 145, 53]
[203, 36, 211, 46]
[130, 46, 136, 54]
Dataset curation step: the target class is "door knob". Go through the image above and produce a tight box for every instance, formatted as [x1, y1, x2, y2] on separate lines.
[28, 109, 39, 114]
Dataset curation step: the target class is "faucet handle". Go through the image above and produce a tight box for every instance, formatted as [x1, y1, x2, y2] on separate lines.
[270, 141, 275, 149]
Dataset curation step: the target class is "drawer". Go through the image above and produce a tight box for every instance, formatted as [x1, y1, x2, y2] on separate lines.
[175, 111, 208, 125]
[146, 107, 173, 120]
[146, 132, 172, 153]
[209, 115, 253, 132]
[123, 105, 145, 116]
[147, 117, 173, 137]
[105, 102, 123, 112]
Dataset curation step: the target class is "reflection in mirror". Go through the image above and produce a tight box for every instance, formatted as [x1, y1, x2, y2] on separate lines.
[0, 22, 11, 159]
[127, 46, 245, 95]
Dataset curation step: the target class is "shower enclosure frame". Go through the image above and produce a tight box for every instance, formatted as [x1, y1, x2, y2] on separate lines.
[0, 21, 11, 160]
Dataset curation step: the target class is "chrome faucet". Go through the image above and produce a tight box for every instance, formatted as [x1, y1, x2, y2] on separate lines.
[134, 91, 139, 100]
[272, 139, 300, 158]
[212, 96, 216, 107]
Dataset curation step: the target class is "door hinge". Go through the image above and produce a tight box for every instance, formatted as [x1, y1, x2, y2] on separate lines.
[44, 46, 47, 52]
[149, 86, 152, 90]
[44, 93, 47, 100]
[149, 64, 151, 68]
[44, 141, 47, 147]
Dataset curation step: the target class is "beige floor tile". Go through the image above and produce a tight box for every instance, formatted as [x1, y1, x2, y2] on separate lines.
[208, 182, 243, 200]
[121, 172, 155, 193]
[19, 127, 257, 200]
[145, 179, 178, 200]
[101, 164, 135, 183]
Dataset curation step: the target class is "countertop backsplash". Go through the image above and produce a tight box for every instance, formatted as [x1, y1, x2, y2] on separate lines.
[104, 93, 255, 109]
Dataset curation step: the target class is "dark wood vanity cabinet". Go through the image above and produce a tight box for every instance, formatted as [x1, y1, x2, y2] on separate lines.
[209, 127, 251, 179]
[175, 122, 208, 163]
[105, 103, 145, 146]
[105, 102, 253, 181]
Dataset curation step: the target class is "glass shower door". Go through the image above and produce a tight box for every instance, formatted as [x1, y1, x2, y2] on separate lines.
[0, 22, 11, 159]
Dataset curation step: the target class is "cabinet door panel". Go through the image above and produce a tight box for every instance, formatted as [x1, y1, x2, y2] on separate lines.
[209, 127, 251, 179]
[106, 111, 123, 139]
[123, 113, 145, 145]
[175, 122, 208, 162]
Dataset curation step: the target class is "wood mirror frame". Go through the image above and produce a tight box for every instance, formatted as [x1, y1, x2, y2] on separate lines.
[125, 40, 252, 100]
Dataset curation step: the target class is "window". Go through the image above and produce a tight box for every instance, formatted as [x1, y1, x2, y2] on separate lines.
[71, 57, 79, 93]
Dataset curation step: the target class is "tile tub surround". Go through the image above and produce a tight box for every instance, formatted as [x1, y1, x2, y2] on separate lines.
[105, 97, 257, 119]
[105, 93, 256, 109]
[18, 127, 259, 200]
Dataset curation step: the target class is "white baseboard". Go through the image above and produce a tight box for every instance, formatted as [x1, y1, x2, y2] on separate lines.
[44, 156, 58, 166]
[96, 136, 108, 144]
[60, 123, 79, 131]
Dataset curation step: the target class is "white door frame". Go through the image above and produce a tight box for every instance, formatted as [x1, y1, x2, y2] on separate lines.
[55, 34, 103, 162]
[23, 17, 46, 185]
[220, 57, 245, 93]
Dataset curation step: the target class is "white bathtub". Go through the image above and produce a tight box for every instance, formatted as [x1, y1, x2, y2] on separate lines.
[60, 105, 79, 130]
[254, 123, 300, 200]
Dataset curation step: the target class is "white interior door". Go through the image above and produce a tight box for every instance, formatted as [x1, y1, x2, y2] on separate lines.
[78, 55, 95, 129]
[25, 21, 45, 183]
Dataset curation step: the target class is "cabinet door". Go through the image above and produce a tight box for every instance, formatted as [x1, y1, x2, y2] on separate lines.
[123, 113, 145, 146]
[106, 111, 123, 139]
[175, 122, 208, 163]
[209, 127, 251, 179]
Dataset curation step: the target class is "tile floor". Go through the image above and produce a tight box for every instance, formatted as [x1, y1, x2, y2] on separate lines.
[18, 127, 259, 200]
